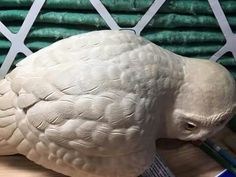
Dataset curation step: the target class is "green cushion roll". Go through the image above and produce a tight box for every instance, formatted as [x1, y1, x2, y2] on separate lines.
[1, 10, 236, 29]
[0, 0, 235, 15]
[0, 24, 226, 44]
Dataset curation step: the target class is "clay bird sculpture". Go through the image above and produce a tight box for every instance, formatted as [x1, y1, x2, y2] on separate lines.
[0, 30, 235, 177]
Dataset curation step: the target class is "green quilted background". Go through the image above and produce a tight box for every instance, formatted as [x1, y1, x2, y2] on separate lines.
[0, 0, 236, 130]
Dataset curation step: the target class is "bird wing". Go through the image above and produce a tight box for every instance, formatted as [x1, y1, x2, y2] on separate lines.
[4, 30, 164, 176]
[5, 30, 160, 159]
[8, 57, 149, 157]
[15, 30, 149, 69]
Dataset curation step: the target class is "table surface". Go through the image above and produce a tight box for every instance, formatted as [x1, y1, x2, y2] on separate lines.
[0, 128, 234, 177]
[157, 140, 222, 177]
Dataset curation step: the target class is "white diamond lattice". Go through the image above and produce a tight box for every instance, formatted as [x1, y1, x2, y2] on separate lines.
[0, 0, 45, 79]
[0, 0, 235, 79]
[90, 0, 166, 35]
[208, 0, 236, 62]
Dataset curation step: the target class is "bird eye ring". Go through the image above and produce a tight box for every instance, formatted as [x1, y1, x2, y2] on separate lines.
[184, 122, 197, 131]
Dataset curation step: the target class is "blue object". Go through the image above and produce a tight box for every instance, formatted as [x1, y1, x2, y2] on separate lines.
[217, 170, 236, 177]
[205, 140, 236, 168]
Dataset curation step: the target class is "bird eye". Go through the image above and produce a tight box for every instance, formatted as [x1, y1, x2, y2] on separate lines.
[184, 122, 197, 131]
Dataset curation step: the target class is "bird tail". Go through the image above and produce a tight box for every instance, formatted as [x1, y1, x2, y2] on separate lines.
[0, 78, 18, 155]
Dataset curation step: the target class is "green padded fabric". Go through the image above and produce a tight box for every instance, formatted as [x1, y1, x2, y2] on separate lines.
[0, 0, 235, 15]
[9, 31, 228, 45]
[0, 25, 226, 44]
[0, 1, 235, 73]
[1, 10, 236, 29]
[0, 1, 235, 68]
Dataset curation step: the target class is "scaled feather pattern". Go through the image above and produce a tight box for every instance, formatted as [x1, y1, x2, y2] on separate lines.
[0, 30, 235, 177]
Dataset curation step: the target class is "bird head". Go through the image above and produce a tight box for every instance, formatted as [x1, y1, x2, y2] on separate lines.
[164, 58, 236, 141]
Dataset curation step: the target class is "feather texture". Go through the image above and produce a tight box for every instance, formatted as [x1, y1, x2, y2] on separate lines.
[0, 30, 233, 177]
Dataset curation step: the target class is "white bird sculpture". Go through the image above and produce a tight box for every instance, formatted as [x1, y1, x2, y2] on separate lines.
[0, 30, 235, 177]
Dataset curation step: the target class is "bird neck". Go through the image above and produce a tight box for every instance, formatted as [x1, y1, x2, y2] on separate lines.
[152, 55, 186, 139]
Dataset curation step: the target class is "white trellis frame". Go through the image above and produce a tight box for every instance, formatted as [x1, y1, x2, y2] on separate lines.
[90, 0, 166, 35]
[0, 0, 45, 79]
[0, 0, 235, 79]
[208, 0, 236, 62]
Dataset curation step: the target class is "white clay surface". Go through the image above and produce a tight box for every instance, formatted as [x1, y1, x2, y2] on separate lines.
[0, 30, 235, 177]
